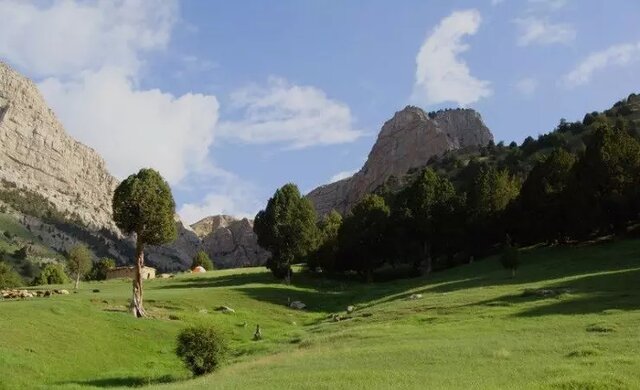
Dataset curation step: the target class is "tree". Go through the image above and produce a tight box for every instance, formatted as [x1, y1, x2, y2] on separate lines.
[89, 258, 116, 281]
[395, 169, 457, 274]
[0, 262, 23, 289]
[113, 168, 177, 317]
[192, 251, 214, 271]
[66, 244, 93, 289]
[566, 125, 640, 237]
[308, 210, 342, 273]
[254, 183, 318, 281]
[516, 149, 576, 244]
[337, 194, 390, 281]
[33, 263, 69, 285]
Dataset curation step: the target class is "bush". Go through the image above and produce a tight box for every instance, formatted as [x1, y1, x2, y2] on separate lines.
[176, 326, 227, 376]
[191, 251, 214, 271]
[88, 258, 116, 281]
[0, 262, 24, 289]
[33, 263, 69, 285]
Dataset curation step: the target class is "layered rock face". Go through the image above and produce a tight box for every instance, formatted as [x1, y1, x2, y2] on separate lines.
[0, 61, 118, 230]
[307, 106, 493, 216]
[191, 215, 269, 268]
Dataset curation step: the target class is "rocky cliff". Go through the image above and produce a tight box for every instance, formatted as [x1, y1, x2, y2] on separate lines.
[191, 215, 269, 268]
[0, 61, 118, 231]
[307, 106, 493, 216]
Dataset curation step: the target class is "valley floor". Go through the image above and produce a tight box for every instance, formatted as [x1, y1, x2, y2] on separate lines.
[1, 240, 640, 389]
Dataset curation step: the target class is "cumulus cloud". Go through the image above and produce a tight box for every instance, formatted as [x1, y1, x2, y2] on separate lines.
[412, 9, 492, 107]
[0, 0, 176, 78]
[514, 17, 575, 46]
[39, 68, 219, 184]
[329, 169, 358, 183]
[564, 42, 640, 87]
[0, 0, 221, 185]
[514, 77, 539, 96]
[177, 174, 261, 224]
[218, 77, 363, 149]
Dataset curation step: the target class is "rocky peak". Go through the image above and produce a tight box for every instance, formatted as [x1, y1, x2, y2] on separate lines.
[191, 215, 239, 238]
[307, 105, 493, 216]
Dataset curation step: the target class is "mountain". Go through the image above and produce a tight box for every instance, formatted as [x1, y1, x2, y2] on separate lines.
[307, 106, 493, 216]
[191, 215, 269, 268]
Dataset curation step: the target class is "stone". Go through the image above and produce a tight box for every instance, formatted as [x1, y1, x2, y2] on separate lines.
[215, 306, 235, 314]
[346, 305, 355, 314]
[56, 289, 69, 295]
[306, 106, 493, 216]
[289, 301, 306, 310]
[408, 294, 423, 300]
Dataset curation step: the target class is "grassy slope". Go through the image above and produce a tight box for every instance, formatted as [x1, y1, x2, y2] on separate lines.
[1, 240, 640, 389]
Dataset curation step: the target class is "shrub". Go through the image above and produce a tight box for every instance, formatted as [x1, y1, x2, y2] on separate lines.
[176, 326, 227, 376]
[33, 263, 69, 285]
[191, 251, 214, 271]
[89, 258, 116, 281]
[0, 262, 24, 289]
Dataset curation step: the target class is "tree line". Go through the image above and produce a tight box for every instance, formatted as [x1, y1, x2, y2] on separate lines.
[254, 95, 640, 281]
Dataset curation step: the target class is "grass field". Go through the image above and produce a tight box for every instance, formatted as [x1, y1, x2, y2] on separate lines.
[1, 239, 640, 389]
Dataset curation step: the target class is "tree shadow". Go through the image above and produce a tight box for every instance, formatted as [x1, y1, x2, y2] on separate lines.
[60, 374, 180, 388]
[470, 267, 640, 317]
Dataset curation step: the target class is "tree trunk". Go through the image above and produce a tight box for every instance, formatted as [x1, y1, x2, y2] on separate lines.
[131, 240, 146, 317]
[74, 272, 80, 290]
[511, 268, 516, 278]
[424, 241, 432, 275]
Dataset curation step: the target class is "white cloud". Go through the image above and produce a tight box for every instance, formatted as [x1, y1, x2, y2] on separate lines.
[527, 0, 568, 10]
[514, 77, 538, 96]
[177, 174, 261, 224]
[329, 169, 358, 183]
[412, 9, 492, 107]
[514, 17, 575, 46]
[218, 77, 362, 149]
[39, 68, 219, 184]
[564, 42, 640, 87]
[0, 0, 176, 78]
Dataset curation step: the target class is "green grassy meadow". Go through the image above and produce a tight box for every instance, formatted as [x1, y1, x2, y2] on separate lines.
[2, 239, 640, 389]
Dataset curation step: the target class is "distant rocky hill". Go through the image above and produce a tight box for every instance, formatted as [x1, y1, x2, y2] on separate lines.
[191, 215, 269, 268]
[307, 106, 493, 216]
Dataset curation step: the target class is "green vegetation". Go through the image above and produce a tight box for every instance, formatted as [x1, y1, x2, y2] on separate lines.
[176, 326, 227, 376]
[191, 251, 214, 271]
[0, 261, 23, 288]
[113, 168, 177, 317]
[254, 183, 318, 281]
[67, 244, 93, 289]
[1, 239, 640, 388]
[33, 263, 69, 285]
[88, 258, 116, 281]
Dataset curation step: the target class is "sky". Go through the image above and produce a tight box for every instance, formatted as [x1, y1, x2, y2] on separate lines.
[1, 0, 639, 225]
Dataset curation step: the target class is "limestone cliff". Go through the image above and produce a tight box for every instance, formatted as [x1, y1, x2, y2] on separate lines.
[307, 106, 493, 216]
[191, 215, 269, 268]
[0, 61, 118, 231]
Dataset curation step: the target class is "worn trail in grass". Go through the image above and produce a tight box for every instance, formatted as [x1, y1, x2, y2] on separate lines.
[1, 240, 640, 389]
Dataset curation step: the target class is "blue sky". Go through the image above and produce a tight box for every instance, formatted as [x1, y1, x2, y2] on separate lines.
[1, 0, 639, 224]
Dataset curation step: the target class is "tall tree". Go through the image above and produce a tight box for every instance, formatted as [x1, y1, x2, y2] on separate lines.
[67, 244, 93, 289]
[567, 124, 640, 236]
[113, 168, 177, 317]
[516, 148, 576, 244]
[308, 210, 342, 273]
[337, 194, 390, 281]
[254, 183, 318, 281]
[395, 169, 457, 274]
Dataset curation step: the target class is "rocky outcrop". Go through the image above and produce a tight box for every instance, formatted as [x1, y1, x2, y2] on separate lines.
[307, 106, 493, 216]
[191, 215, 269, 268]
[0, 61, 118, 231]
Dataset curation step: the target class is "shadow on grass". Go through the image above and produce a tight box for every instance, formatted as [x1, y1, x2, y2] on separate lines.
[60, 374, 180, 388]
[470, 267, 640, 317]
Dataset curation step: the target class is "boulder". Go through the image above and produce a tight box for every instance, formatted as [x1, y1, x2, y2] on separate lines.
[215, 306, 235, 314]
[289, 301, 306, 310]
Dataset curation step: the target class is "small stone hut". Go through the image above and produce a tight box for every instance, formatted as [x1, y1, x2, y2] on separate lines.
[106, 266, 156, 280]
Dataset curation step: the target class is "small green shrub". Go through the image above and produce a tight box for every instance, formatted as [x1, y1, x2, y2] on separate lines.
[176, 326, 227, 376]
[0, 262, 23, 289]
[33, 263, 69, 285]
